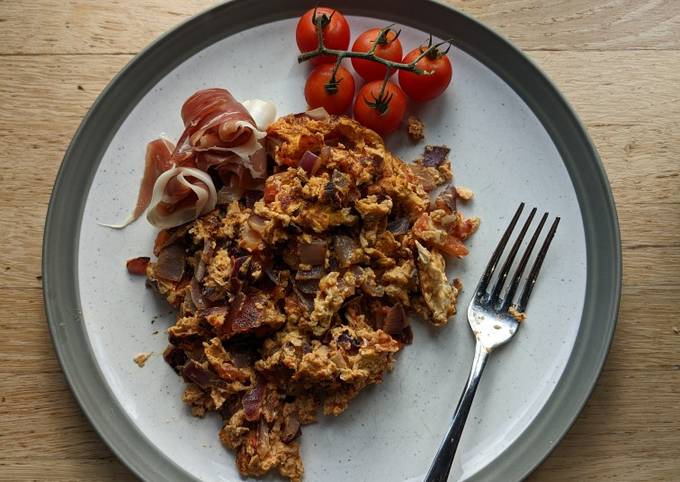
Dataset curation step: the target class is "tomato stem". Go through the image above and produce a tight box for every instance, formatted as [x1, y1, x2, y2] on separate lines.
[299, 20, 451, 76]
[312, 7, 333, 30]
[324, 54, 345, 95]
[372, 25, 398, 50]
[364, 67, 394, 116]
[418, 34, 452, 60]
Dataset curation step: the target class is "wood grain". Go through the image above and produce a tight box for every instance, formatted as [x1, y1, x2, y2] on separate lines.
[0, 1, 678, 481]
[2, 0, 679, 54]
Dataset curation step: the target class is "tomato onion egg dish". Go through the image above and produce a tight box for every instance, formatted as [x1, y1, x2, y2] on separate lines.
[120, 87, 477, 481]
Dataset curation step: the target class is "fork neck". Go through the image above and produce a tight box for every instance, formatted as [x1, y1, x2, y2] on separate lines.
[469, 341, 490, 386]
[424, 341, 490, 482]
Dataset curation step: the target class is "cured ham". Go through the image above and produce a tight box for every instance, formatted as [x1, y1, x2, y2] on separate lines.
[105, 88, 276, 229]
[182, 88, 265, 172]
[100, 138, 175, 228]
[146, 166, 218, 229]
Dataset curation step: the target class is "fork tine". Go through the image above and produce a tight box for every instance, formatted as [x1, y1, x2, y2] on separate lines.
[501, 212, 548, 311]
[476, 203, 525, 298]
[516, 216, 560, 312]
[489, 207, 537, 304]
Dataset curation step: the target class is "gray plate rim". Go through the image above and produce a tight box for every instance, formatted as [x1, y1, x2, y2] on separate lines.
[42, 1, 621, 480]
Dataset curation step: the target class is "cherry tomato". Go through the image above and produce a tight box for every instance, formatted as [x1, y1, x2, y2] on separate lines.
[398, 45, 452, 102]
[296, 7, 350, 66]
[351, 28, 403, 81]
[353, 80, 407, 136]
[305, 64, 355, 115]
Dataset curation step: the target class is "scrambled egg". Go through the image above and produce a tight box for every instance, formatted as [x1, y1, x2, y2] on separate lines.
[145, 114, 477, 481]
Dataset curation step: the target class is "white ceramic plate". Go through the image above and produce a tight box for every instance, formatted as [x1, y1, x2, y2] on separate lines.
[44, 2, 620, 481]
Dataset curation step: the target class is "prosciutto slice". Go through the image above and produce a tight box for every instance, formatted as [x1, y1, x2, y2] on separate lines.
[100, 138, 175, 228]
[182, 89, 270, 178]
[146, 166, 217, 229]
[104, 88, 276, 230]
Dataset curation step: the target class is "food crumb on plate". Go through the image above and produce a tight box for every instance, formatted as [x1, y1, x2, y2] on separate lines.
[509, 306, 527, 322]
[133, 352, 152, 367]
[456, 186, 474, 201]
[407, 116, 425, 141]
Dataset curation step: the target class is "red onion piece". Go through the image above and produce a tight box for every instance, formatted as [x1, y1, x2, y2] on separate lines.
[281, 412, 301, 443]
[155, 244, 186, 282]
[298, 150, 322, 176]
[333, 235, 358, 268]
[297, 238, 327, 265]
[153, 226, 188, 256]
[382, 303, 413, 344]
[383, 304, 407, 334]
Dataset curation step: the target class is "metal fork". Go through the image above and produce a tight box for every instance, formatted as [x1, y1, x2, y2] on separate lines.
[424, 203, 560, 482]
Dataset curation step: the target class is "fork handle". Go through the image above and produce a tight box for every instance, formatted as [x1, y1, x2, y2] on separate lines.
[425, 342, 490, 482]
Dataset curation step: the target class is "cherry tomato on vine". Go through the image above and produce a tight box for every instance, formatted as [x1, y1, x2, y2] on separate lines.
[398, 43, 453, 102]
[353, 80, 407, 136]
[296, 7, 350, 66]
[305, 64, 355, 115]
[351, 27, 403, 81]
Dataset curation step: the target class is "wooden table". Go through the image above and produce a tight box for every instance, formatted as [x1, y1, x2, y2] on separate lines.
[1, 1, 678, 480]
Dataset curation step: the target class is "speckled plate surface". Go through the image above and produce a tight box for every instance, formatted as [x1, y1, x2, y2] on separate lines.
[43, 1, 621, 481]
